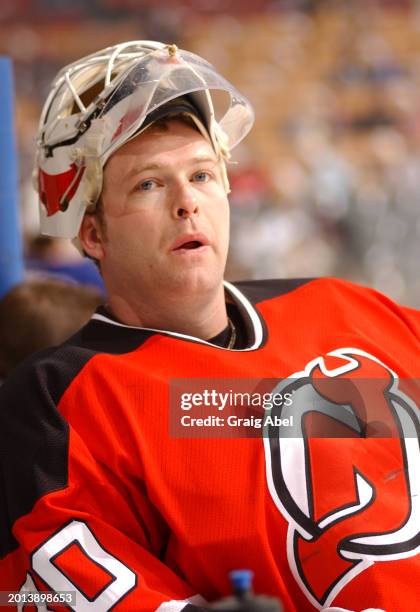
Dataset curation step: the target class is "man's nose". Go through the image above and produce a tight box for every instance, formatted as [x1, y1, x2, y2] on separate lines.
[171, 181, 199, 219]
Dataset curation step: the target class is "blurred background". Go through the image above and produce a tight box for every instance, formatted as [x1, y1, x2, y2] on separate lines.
[2, 0, 420, 305]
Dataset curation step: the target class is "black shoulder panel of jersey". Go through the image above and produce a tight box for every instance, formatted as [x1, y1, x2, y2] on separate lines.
[232, 278, 314, 305]
[0, 318, 157, 559]
[67, 317, 157, 354]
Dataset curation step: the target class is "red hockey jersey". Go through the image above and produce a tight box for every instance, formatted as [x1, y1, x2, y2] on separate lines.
[1, 278, 419, 611]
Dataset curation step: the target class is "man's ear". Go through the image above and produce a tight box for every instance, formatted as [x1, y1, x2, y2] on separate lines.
[78, 213, 106, 262]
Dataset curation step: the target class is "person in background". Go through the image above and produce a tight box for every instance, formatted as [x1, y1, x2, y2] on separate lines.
[0, 277, 101, 382]
[26, 235, 106, 295]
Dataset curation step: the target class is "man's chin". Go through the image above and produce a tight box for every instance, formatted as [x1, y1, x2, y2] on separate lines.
[165, 268, 224, 298]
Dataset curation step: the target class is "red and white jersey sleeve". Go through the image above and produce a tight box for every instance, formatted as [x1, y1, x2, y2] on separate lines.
[0, 356, 207, 611]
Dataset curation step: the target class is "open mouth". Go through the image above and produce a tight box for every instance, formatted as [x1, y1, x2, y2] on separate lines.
[177, 240, 202, 250]
[171, 234, 209, 252]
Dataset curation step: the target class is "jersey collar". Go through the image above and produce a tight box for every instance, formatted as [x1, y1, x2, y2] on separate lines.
[91, 280, 264, 352]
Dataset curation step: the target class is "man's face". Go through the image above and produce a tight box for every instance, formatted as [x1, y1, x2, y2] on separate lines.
[81, 120, 230, 305]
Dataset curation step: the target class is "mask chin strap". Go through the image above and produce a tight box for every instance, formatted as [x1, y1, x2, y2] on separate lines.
[72, 122, 106, 254]
[82, 120, 106, 208]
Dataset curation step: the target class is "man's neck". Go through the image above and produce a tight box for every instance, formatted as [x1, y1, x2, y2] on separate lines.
[105, 284, 228, 340]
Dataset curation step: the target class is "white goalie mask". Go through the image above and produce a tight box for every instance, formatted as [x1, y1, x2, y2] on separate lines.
[34, 40, 255, 239]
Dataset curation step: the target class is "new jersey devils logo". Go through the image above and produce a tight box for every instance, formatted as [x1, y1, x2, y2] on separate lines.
[264, 348, 420, 609]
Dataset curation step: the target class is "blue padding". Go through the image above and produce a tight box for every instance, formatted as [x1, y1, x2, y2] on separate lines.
[0, 56, 23, 299]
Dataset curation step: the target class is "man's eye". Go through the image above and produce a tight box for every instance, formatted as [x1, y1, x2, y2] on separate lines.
[138, 179, 156, 191]
[193, 171, 211, 183]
